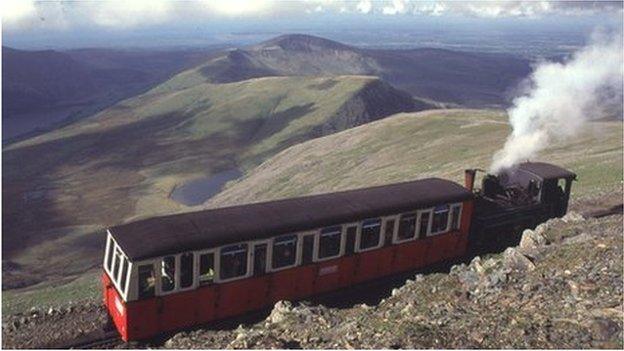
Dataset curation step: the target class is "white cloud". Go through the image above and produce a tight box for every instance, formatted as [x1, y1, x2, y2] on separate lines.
[356, 0, 372, 14]
[2, 0, 621, 32]
[2, 0, 36, 24]
[382, 0, 408, 15]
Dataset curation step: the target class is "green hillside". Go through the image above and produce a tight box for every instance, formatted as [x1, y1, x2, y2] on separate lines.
[3, 75, 422, 290]
[207, 109, 623, 208]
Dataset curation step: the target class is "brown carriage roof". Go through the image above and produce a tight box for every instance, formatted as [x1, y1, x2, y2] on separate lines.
[516, 162, 577, 180]
[109, 178, 473, 260]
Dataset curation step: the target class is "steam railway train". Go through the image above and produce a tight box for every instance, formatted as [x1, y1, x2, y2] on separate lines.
[103, 162, 576, 341]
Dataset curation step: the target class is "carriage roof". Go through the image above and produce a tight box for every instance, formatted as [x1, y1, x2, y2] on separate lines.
[109, 177, 473, 260]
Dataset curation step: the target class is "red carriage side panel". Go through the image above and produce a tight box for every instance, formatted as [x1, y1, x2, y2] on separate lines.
[102, 273, 128, 341]
[293, 265, 317, 300]
[125, 298, 159, 341]
[245, 276, 271, 311]
[269, 268, 301, 303]
[353, 249, 382, 284]
[454, 200, 474, 257]
[314, 259, 343, 294]
[196, 285, 218, 324]
[337, 255, 357, 288]
[394, 240, 428, 272]
[215, 278, 257, 319]
[376, 246, 396, 277]
[158, 289, 198, 332]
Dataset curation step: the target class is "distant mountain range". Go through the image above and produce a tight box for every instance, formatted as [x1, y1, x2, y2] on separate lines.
[2, 46, 217, 140]
[3, 35, 531, 141]
[189, 34, 531, 107]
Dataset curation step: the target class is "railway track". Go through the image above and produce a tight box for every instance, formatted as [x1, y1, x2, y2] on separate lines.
[46, 328, 123, 349]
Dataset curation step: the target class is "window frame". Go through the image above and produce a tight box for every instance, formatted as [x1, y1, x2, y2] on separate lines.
[178, 252, 196, 290]
[269, 234, 301, 272]
[215, 242, 252, 284]
[314, 226, 345, 262]
[196, 248, 218, 286]
[428, 205, 452, 236]
[393, 212, 419, 244]
[414, 208, 433, 238]
[103, 232, 132, 302]
[135, 262, 157, 300]
[449, 203, 463, 231]
[355, 217, 384, 252]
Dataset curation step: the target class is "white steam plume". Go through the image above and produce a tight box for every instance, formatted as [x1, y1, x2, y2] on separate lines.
[490, 29, 623, 173]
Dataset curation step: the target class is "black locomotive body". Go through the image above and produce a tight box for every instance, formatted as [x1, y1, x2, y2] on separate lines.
[466, 162, 577, 252]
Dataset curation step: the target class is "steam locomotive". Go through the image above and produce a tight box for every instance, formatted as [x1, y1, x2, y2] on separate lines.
[102, 161, 575, 341]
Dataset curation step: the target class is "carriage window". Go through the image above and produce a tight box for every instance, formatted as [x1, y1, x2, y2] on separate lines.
[220, 244, 248, 280]
[302, 235, 315, 264]
[112, 247, 122, 280]
[359, 218, 382, 250]
[430, 205, 450, 235]
[318, 226, 342, 259]
[199, 253, 215, 284]
[384, 219, 395, 246]
[397, 213, 417, 242]
[180, 252, 194, 288]
[161, 256, 176, 292]
[272, 235, 298, 269]
[120, 258, 129, 291]
[138, 264, 155, 299]
[418, 210, 432, 237]
[450, 204, 462, 230]
[106, 239, 115, 272]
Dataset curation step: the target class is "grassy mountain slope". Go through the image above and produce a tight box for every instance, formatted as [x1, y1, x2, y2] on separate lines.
[207, 109, 622, 208]
[174, 34, 530, 107]
[2, 75, 422, 289]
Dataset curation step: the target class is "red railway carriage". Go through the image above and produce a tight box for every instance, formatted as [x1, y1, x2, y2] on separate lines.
[103, 177, 474, 341]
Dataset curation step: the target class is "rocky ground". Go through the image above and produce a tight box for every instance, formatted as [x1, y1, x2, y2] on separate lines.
[2, 302, 110, 348]
[2, 195, 622, 349]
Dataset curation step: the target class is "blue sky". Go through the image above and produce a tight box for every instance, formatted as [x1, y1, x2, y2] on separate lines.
[2, 1, 622, 50]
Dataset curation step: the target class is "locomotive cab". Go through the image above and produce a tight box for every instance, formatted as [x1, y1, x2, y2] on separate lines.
[498, 162, 577, 218]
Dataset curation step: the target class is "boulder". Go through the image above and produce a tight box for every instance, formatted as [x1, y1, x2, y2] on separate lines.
[268, 300, 293, 324]
[503, 247, 535, 272]
[519, 229, 546, 249]
[562, 211, 585, 223]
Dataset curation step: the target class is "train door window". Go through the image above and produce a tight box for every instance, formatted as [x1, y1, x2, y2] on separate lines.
[138, 264, 156, 299]
[219, 244, 248, 281]
[112, 246, 123, 280]
[199, 252, 215, 285]
[120, 258, 130, 292]
[345, 225, 357, 256]
[417, 210, 432, 237]
[105, 238, 115, 272]
[358, 218, 382, 251]
[450, 204, 462, 231]
[384, 218, 396, 246]
[272, 235, 297, 270]
[317, 226, 343, 260]
[179, 252, 194, 289]
[253, 243, 268, 276]
[395, 213, 417, 243]
[302, 234, 315, 265]
[430, 205, 450, 235]
[161, 256, 176, 292]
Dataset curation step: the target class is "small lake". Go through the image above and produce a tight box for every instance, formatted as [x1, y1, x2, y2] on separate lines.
[170, 169, 242, 206]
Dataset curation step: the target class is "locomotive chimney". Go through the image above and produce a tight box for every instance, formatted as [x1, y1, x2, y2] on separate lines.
[464, 169, 476, 191]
